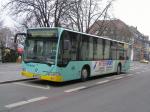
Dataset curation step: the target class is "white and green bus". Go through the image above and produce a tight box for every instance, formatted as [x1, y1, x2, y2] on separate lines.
[19, 27, 131, 82]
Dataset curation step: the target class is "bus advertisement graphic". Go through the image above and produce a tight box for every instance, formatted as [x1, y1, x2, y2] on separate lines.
[93, 60, 113, 74]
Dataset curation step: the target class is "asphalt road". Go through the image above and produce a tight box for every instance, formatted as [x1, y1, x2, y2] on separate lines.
[0, 62, 150, 112]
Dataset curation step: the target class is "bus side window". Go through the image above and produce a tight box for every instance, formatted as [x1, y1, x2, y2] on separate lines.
[64, 40, 71, 50]
[124, 50, 129, 60]
[104, 40, 110, 60]
[63, 43, 71, 64]
[98, 39, 103, 60]
[58, 31, 71, 66]
[93, 38, 98, 60]
[110, 41, 117, 60]
[80, 35, 89, 60]
[69, 32, 78, 61]
[118, 43, 125, 60]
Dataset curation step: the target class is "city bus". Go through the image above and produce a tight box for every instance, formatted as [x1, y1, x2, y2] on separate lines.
[18, 27, 131, 82]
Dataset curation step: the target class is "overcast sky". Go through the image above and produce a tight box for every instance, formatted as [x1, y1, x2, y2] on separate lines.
[113, 0, 150, 37]
[1, 0, 150, 38]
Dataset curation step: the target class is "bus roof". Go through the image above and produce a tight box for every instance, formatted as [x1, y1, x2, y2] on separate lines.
[27, 27, 131, 45]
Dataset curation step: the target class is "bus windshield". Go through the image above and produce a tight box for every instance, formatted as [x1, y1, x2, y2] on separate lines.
[24, 38, 57, 65]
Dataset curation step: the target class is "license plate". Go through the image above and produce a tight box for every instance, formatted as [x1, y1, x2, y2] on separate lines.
[33, 75, 40, 78]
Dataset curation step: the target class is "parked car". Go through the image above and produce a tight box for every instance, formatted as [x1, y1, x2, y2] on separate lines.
[140, 59, 149, 64]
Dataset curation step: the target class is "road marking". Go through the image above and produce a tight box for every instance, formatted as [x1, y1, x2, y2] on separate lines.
[136, 72, 142, 74]
[65, 86, 86, 93]
[114, 76, 123, 80]
[5, 96, 48, 108]
[131, 67, 137, 70]
[127, 74, 134, 76]
[96, 80, 110, 84]
[14, 82, 50, 90]
[64, 73, 135, 93]
[5, 101, 28, 108]
[27, 97, 48, 103]
[136, 71, 147, 74]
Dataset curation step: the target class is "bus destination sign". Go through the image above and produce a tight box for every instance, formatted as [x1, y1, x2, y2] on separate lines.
[27, 29, 58, 38]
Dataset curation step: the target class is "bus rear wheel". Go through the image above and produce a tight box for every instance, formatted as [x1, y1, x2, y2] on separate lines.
[81, 68, 89, 81]
[117, 64, 121, 75]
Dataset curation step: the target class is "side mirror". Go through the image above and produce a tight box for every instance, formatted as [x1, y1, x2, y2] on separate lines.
[64, 40, 71, 50]
[14, 33, 27, 43]
[14, 33, 27, 50]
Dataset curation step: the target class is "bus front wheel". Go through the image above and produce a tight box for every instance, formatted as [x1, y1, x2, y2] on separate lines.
[81, 68, 88, 81]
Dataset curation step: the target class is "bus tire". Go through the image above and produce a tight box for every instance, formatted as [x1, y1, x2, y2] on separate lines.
[117, 64, 121, 75]
[81, 67, 89, 81]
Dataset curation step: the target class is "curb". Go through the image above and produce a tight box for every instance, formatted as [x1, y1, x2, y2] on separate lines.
[0, 78, 36, 84]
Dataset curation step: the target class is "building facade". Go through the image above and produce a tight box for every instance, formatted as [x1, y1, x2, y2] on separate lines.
[130, 26, 149, 61]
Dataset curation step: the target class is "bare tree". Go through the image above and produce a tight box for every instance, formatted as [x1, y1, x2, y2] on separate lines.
[4, 0, 76, 28]
[53, 0, 76, 27]
[4, 0, 55, 28]
[0, 20, 4, 48]
[63, 0, 115, 32]
[4, 0, 115, 33]
[0, 27, 13, 48]
[0, 19, 3, 27]
[0, 18, 15, 48]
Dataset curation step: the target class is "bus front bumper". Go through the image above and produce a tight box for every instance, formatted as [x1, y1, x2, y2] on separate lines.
[21, 71, 63, 82]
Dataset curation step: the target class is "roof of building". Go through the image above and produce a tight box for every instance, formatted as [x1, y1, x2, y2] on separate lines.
[88, 19, 132, 37]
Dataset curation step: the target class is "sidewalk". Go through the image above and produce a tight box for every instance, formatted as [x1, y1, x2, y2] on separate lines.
[0, 63, 34, 84]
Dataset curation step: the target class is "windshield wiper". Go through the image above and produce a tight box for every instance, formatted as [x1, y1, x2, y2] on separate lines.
[24, 58, 54, 66]
[24, 59, 41, 63]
